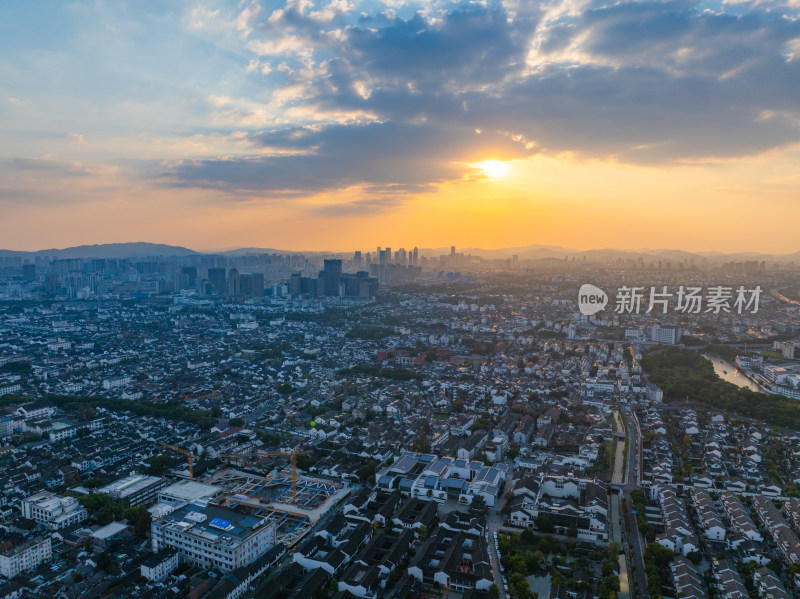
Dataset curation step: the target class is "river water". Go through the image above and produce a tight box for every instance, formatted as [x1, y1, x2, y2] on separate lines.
[702, 353, 763, 392]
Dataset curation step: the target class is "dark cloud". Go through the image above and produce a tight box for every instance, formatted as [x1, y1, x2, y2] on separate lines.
[168, 121, 531, 195]
[167, 0, 800, 195]
[342, 6, 536, 88]
[464, 65, 800, 161]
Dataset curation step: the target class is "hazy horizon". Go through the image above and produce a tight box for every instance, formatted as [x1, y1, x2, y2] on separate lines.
[3, 1, 800, 253]
[1, 239, 799, 259]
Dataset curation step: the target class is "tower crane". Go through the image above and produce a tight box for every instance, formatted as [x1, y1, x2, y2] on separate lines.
[220, 450, 305, 502]
[158, 442, 195, 480]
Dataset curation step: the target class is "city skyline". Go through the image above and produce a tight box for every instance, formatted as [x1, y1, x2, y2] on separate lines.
[3, 3, 800, 592]
[3, 240, 800, 262]
[2, 1, 800, 253]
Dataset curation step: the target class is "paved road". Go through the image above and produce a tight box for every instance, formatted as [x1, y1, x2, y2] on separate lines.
[618, 409, 648, 598]
[486, 471, 511, 599]
[610, 414, 632, 599]
[610, 492, 631, 599]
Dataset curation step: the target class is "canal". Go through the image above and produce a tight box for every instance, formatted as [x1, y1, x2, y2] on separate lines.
[702, 353, 764, 392]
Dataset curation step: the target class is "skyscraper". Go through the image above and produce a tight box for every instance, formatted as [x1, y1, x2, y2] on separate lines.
[290, 272, 302, 295]
[208, 267, 226, 294]
[249, 272, 264, 297]
[227, 268, 240, 298]
[22, 263, 36, 281]
[322, 259, 342, 296]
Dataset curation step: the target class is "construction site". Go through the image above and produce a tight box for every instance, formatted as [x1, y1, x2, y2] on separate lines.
[154, 444, 351, 547]
[203, 463, 350, 547]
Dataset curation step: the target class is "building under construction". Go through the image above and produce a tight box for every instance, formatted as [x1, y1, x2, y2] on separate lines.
[204, 467, 350, 547]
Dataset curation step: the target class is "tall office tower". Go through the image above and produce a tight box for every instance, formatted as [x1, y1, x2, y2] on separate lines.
[227, 268, 240, 298]
[397, 248, 406, 264]
[45, 273, 60, 296]
[174, 272, 191, 292]
[239, 274, 252, 298]
[323, 259, 342, 296]
[181, 266, 197, 287]
[379, 249, 388, 266]
[289, 272, 302, 295]
[451, 245, 456, 256]
[249, 272, 265, 297]
[22, 263, 36, 281]
[353, 251, 362, 268]
[208, 267, 227, 294]
[412, 247, 419, 266]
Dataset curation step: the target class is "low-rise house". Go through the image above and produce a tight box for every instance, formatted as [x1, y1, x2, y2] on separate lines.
[753, 566, 790, 599]
[656, 489, 699, 556]
[408, 528, 492, 593]
[140, 549, 179, 582]
[671, 556, 705, 599]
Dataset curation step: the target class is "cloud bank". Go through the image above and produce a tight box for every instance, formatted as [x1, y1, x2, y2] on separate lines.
[165, 0, 800, 196]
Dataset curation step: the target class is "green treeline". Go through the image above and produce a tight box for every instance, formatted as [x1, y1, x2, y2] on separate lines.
[642, 348, 800, 430]
[705, 343, 747, 363]
[345, 325, 395, 340]
[45, 394, 217, 430]
[337, 364, 422, 381]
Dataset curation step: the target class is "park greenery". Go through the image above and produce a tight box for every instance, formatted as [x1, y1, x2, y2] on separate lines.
[642, 347, 800, 430]
[76, 493, 151, 538]
[630, 489, 649, 536]
[643, 542, 674, 599]
[498, 531, 620, 599]
[336, 364, 422, 381]
[1, 361, 32, 375]
[345, 325, 395, 340]
[44, 393, 218, 430]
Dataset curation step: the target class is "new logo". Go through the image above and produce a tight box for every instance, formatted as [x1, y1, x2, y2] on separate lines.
[578, 284, 608, 315]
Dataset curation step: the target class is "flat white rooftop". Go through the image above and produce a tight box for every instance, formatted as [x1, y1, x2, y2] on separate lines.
[159, 480, 222, 501]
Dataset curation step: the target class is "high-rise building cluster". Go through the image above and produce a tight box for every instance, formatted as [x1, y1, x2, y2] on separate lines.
[288, 259, 379, 299]
[367, 246, 422, 283]
[0, 252, 383, 301]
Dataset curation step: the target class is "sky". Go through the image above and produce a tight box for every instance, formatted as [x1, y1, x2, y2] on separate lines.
[1, 0, 800, 253]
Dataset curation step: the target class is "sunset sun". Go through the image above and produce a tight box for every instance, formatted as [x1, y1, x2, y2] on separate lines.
[476, 160, 510, 180]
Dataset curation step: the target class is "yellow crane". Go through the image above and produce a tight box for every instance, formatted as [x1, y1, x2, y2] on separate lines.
[220, 450, 304, 502]
[158, 442, 195, 480]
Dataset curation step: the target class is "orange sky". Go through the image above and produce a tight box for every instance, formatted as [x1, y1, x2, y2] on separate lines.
[3, 1, 800, 255]
[3, 147, 800, 254]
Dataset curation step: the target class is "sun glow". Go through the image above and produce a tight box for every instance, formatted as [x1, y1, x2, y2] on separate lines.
[476, 160, 510, 179]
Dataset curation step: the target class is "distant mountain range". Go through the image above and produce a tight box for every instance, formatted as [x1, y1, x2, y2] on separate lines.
[1, 241, 799, 263]
[0, 242, 197, 259]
